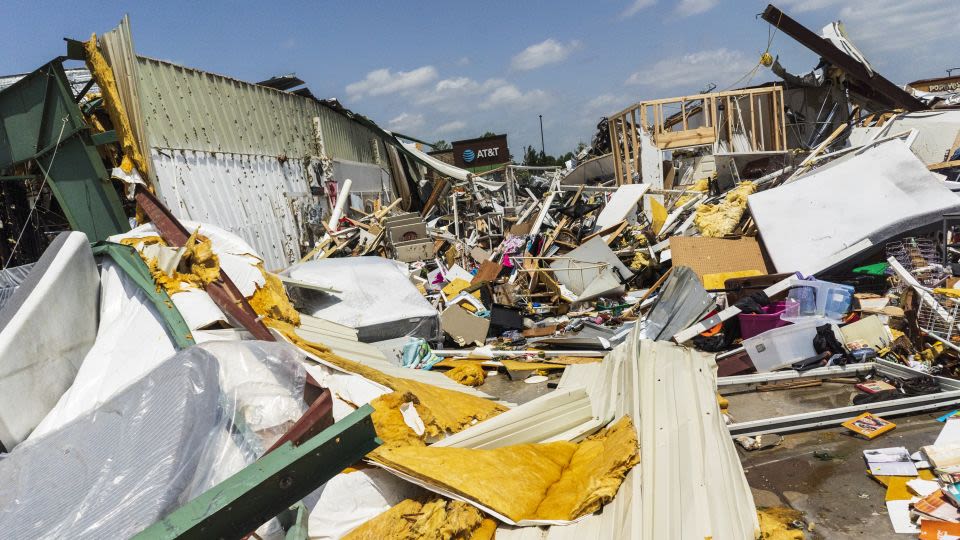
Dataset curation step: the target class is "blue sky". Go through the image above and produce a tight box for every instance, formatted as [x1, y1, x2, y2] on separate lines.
[2, 0, 957, 157]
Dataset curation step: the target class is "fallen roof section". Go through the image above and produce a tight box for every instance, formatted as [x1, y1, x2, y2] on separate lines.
[638, 338, 759, 539]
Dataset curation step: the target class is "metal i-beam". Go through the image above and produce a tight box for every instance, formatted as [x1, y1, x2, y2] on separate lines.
[0, 60, 129, 241]
[762, 4, 924, 111]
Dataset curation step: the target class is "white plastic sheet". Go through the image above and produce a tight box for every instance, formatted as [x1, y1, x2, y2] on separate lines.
[4, 340, 310, 539]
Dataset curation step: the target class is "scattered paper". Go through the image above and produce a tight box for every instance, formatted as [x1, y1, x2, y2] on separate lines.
[886, 499, 919, 534]
[864, 447, 919, 476]
[908, 478, 941, 498]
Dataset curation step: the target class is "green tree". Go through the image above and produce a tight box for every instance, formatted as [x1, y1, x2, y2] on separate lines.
[481, 131, 497, 138]
[522, 145, 539, 166]
[432, 139, 451, 151]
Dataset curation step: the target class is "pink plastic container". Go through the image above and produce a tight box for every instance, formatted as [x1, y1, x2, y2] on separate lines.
[738, 301, 790, 340]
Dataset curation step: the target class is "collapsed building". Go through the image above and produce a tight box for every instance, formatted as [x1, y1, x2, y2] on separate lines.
[2, 3, 960, 539]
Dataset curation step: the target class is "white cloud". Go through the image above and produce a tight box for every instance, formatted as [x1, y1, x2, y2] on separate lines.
[836, 0, 959, 55]
[769, 0, 959, 78]
[455, 56, 471, 66]
[387, 112, 425, 132]
[436, 120, 466, 134]
[675, 0, 719, 16]
[416, 76, 548, 112]
[586, 94, 630, 112]
[774, 0, 844, 12]
[621, 0, 655, 18]
[481, 84, 548, 109]
[511, 39, 581, 71]
[626, 48, 756, 90]
[345, 66, 438, 99]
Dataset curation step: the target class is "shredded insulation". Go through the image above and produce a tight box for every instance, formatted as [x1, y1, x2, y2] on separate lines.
[268, 320, 507, 441]
[120, 233, 221, 295]
[693, 181, 756, 237]
[435, 358, 564, 373]
[83, 35, 147, 176]
[630, 250, 651, 270]
[370, 392, 429, 448]
[249, 267, 301, 326]
[343, 498, 496, 540]
[443, 364, 486, 387]
[369, 416, 639, 523]
[757, 507, 805, 540]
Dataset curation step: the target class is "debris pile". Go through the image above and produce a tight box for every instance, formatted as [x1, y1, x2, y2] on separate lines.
[2, 4, 960, 539]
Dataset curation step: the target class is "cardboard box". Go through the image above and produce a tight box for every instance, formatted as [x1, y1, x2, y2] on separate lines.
[669, 236, 769, 285]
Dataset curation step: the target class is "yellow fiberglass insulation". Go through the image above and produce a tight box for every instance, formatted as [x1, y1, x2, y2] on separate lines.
[370, 391, 429, 448]
[370, 416, 639, 523]
[249, 267, 301, 326]
[444, 363, 486, 387]
[120, 233, 221, 296]
[630, 249, 650, 271]
[344, 498, 494, 540]
[83, 35, 147, 176]
[267, 320, 507, 440]
[693, 181, 756, 237]
[757, 507, 805, 540]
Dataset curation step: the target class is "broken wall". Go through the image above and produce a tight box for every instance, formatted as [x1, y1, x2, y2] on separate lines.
[135, 57, 400, 268]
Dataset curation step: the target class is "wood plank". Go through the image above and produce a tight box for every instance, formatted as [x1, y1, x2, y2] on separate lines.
[471, 260, 503, 285]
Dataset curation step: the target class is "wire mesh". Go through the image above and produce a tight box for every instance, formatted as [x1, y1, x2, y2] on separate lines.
[917, 292, 960, 344]
[886, 237, 946, 288]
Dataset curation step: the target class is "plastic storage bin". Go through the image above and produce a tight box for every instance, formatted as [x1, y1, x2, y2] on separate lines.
[742, 318, 839, 373]
[781, 279, 854, 323]
[738, 301, 790, 340]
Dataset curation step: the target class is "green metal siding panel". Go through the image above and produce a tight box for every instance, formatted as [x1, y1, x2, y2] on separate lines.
[315, 105, 379, 164]
[136, 57, 387, 166]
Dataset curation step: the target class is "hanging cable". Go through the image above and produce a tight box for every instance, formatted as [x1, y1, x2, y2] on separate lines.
[3, 115, 69, 270]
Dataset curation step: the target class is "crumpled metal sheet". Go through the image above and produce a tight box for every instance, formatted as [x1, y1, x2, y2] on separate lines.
[643, 266, 713, 341]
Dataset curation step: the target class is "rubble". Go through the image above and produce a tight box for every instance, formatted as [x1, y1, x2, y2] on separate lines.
[3, 3, 960, 539]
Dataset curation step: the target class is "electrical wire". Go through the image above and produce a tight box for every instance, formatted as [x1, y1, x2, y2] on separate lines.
[721, 14, 781, 92]
[3, 115, 69, 270]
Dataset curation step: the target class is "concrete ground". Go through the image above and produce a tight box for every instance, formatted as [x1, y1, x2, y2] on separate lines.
[475, 367, 561, 404]
[730, 382, 949, 539]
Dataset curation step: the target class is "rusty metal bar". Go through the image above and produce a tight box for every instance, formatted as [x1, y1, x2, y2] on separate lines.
[134, 185, 276, 342]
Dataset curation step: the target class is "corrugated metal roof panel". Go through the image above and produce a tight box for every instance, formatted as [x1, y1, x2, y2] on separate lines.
[150, 148, 313, 269]
[136, 56, 388, 165]
[638, 339, 758, 540]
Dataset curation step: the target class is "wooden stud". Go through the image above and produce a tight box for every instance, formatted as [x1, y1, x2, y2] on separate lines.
[630, 109, 641, 177]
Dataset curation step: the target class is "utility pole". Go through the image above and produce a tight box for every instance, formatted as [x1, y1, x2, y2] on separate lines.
[538, 114, 545, 156]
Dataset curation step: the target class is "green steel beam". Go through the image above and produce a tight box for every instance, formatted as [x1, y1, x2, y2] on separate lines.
[133, 404, 380, 540]
[91, 242, 195, 349]
[0, 59, 129, 242]
[90, 130, 118, 146]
